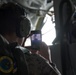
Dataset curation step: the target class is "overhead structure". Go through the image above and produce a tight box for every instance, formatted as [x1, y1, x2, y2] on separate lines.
[0, 0, 53, 30]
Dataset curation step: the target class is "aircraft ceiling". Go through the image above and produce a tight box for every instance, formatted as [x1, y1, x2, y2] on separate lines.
[13, 0, 53, 30]
[0, 0, 53, 30]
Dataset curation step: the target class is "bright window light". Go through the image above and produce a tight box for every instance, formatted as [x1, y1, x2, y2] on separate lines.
[41, 14, 56, 45]
[25, 7, 56, 46]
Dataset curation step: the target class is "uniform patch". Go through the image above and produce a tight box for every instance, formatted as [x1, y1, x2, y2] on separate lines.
[0, 56, 14, 73]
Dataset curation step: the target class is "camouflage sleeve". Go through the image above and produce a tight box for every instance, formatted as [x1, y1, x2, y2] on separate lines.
[25, 53, 59, 75]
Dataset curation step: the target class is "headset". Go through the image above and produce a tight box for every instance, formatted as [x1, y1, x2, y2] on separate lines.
[0, 2, 30, 75]
[0, 2, 31, 38]
[16, 16, 31, 38]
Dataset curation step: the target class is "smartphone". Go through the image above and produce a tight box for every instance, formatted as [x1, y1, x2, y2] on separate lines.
[31, 30, 42, 50]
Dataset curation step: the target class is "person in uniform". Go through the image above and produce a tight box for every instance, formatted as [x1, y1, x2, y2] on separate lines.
[0, 2, 30, 75]
[0, 2, 61, 75]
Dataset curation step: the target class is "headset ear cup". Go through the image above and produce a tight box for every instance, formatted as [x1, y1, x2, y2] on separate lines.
[20, 18, 31, 37]
[16, 17, 31, 38]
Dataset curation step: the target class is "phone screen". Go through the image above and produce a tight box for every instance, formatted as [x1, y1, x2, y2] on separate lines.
[31, 30, 42, 50]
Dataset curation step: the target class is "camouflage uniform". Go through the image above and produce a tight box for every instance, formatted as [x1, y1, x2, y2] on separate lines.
[23, 50, 61, 75]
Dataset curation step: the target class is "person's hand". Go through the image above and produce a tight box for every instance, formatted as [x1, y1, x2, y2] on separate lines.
[38, 42, 50, 61]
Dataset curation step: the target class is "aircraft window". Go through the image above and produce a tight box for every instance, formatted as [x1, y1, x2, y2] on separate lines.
[25, 37, 31, 46]
[41, 14, 56, 45]
[25, 7, 56, 46]
[41, 7, 56, 45]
